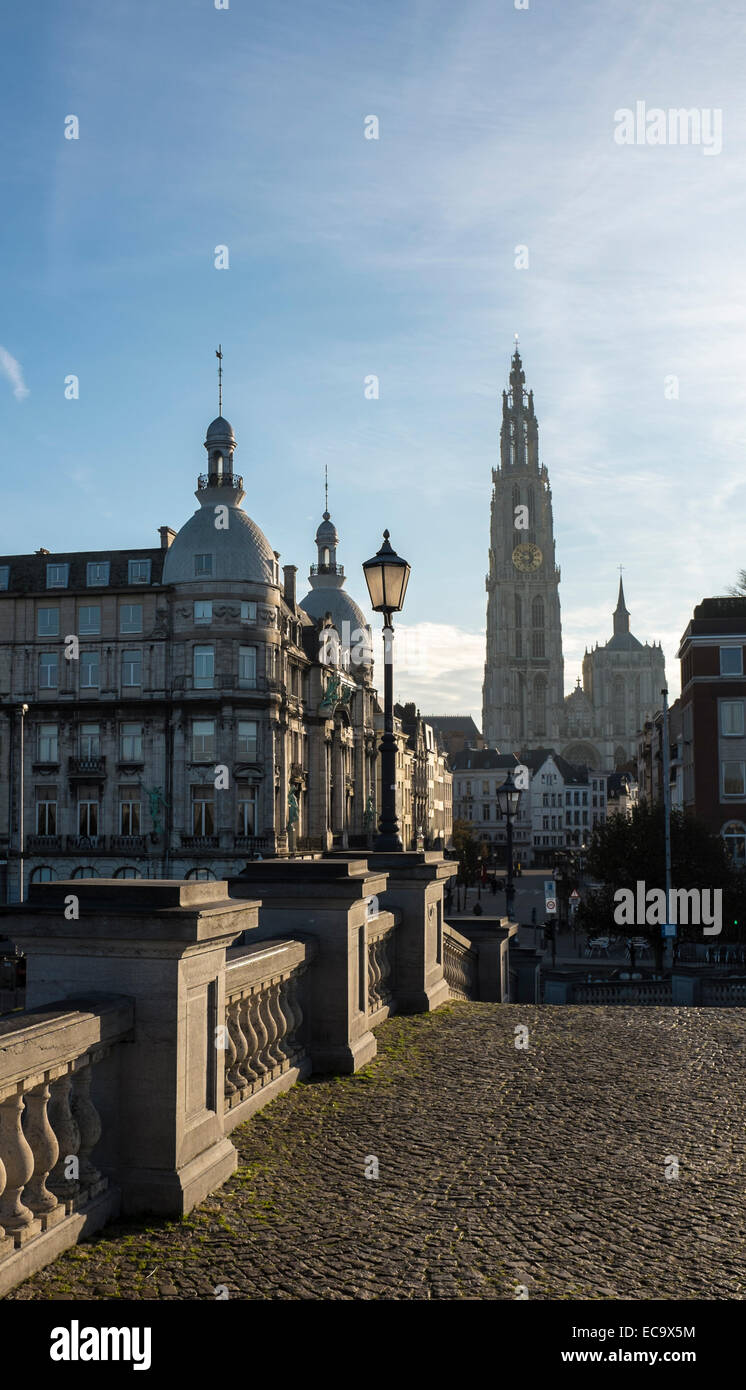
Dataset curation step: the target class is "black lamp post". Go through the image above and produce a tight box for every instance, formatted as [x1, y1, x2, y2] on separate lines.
[496, 768, 521, 920]
[362, 530, 411, 853]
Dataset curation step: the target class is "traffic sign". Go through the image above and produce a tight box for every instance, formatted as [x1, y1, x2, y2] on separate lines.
[545, 897, 557, 914]
[569, 889, 580, 900]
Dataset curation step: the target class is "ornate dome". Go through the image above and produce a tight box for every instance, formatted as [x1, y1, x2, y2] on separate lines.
[299, 585, 369, 636]
[162, 503, 277, 586]
[205, 415, 235, 442]
[315, 511, 338, 545]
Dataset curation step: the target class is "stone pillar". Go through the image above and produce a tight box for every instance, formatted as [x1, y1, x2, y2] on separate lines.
[360, 851, 458, 1013]
[229, 859, 388, 1073]
[4, 879, 260, 1217]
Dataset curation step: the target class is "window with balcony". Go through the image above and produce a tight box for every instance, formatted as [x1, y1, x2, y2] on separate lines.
[79, 724, 100, 757]
[120, 723, 143, 762]
[128, 559, 151, 584]
[78, 605, 101, 635]
[191, 785, 215, 835]
[120, 603, 143, 634]
[194, 554, 213, 577]
[192, 719, 216, 761]
[721, 701, 745, 737]
[39, 652, 58, 688]
[194, 601, 212, 624]
[38, 723, 58, 762]
[720, 647, 743, 676]
[194, 645, 214, 689]
[78, 798, 99, 837]
[80, 651, 100, 688]
[241, 601, 257, 622]
[121, 650, 142, 686]
[239, 645, 257, 688]
[237, 784, 258, 835]
[35, 789, 57, 835]
[37, 606, 59, 637]
[119, 798, 141, 834]
[86, 562, 110, 587]
[46, 563, 69, 589]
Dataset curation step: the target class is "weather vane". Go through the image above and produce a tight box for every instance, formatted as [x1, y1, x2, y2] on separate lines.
[216, 345, 223, 415]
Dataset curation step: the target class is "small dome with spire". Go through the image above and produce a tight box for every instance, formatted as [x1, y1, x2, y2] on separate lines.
[316, 511, 338, 546]
[206, 415, 235, 443]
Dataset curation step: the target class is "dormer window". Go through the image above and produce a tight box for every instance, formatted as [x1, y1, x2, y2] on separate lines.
[87, 561, 110, 587]
[0, 566, 9, 589]
[128, 559, 151, 584]
[195, 554, 213, 577]
[46, 563, 69, 589]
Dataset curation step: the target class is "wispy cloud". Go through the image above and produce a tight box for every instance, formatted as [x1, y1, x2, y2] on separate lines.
[0, 346, 29, 401]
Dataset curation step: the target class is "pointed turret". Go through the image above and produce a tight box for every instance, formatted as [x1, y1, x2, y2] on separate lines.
[613, 576, 630, 639]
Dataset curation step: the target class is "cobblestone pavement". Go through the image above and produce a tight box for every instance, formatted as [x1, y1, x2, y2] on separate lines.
[7, 1004, 746, 1300]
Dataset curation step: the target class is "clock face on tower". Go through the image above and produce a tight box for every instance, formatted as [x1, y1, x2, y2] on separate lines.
[512, 542, 543, 572]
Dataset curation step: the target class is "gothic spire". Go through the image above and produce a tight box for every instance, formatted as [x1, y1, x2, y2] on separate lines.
[613, 574, 630, 637]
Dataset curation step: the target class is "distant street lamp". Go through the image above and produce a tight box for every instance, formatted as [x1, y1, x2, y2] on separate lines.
[496, 767, 521, 920]
[362, 530, 411, 853]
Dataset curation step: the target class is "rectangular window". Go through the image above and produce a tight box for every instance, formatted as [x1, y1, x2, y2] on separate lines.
[46, 563, 69, 589]
[78, 604, 101, 635]
[121, 650, 142, 686]
[720, 646, 743, 676]
[194, 554, 213, 577]
[482, 780, 489, 795]
[80, 650, 100, 688]
[120, 723, 143, 761]
[37, 606, 59, 637]
[194, 645, 214, 689]
[120, 603, 143, 633]
[87, 561, 110, 587]
[722, 761, 746, 797]
[237, 785, 258, 835]
[192, 785, 215, 836]
[237, 719, 258, 759]
[194, 601, 212, 624]
[482, 804, 490, 820]
[0, 566, 9, 589]
[721, 701, 745, 737]
[38, 723, 58, 762]
[35, 788, 58, 835]
[39, 652, 58, 688]
[239, 645, 257, 688]
[119, 797, 141, 834]
[241, 601, 257, 622]
[192, 719, 215, 761]
[128, 558, 151, 584]
[79, 723, 100, 757]
[78, 798, 99, 838]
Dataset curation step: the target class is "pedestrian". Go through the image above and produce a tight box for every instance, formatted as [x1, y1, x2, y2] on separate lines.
[490, 875, 497, 896]
[473, 900, 483, 916]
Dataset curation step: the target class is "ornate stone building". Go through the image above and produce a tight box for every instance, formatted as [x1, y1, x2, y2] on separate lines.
[482, 348, 565, 749]
[482, 349, 665, 772]
[0, 410, 379, 897]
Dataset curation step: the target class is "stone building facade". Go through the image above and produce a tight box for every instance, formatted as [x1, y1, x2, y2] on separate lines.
[0, 412, 380, 897]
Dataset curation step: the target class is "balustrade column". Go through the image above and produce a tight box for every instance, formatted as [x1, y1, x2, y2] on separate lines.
[22, 1080, 65, 1230]
[250, 990, 270, 1079]
[70, 1058, 104, 1196]
[47, 1070, 81, 1210]
[226, 998, 249, 1096]
[0, 1089, 41, 1244]
[238, 994, 260, 1086]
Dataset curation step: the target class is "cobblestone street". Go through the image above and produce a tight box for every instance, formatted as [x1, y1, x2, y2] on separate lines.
[7, 1004, 746, 1301]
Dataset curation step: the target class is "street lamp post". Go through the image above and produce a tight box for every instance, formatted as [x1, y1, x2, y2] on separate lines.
[362, 530, 411, 853]
[496, 768, 521, 920]
[18, 703, 28, 903]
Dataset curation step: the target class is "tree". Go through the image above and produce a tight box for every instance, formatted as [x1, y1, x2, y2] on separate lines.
[727, 569, 746, 597]
[576, 801, 744, 971]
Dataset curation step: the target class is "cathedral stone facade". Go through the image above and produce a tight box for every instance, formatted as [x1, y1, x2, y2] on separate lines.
[482, 350, 665, 772]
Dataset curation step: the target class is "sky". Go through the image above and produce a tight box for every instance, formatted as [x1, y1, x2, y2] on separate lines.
[2, 0, 746, 721]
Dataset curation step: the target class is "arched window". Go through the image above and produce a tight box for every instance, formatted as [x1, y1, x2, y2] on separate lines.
[532, 675, 547, 736]
[512, 484, 521, 514]
[531, 596, 545, 657]
[185, 867, 216, 881]
[722, 821, 746, 867]
[322, 547, 330, 566]
[30, 866, 56, 883]
[71, 866, 99, 879]
[114, 866, 142, 879]
[514, 593, 522, 656]
[527, 485, 535, 529]
[531, 595, 544, 628]
[612, 677, 625, 735]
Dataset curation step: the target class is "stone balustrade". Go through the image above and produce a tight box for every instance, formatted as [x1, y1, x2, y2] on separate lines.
[367, 917, 396, 1019]
[223, 938, 315, 1129]
[443, 926, 477, 1000]
[0, 996, 133, 1297]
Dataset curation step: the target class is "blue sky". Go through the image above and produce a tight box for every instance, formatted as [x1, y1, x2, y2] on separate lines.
[2, 0, 746, 720]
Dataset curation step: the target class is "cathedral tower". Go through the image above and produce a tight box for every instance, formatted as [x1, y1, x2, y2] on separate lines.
[482, 348, 565, 749]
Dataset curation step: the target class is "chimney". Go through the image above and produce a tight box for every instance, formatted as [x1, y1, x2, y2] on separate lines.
[159, 526, 177, 550]
[283, 564, 297, 609]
